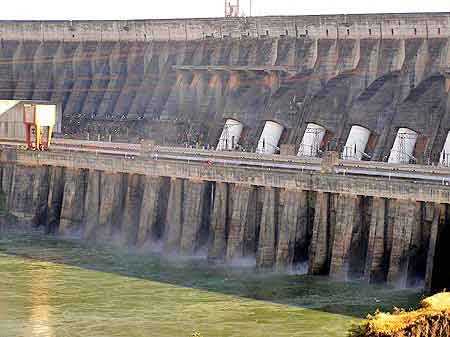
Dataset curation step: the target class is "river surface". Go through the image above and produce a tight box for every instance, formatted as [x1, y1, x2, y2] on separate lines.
[0, 234, 420, 337]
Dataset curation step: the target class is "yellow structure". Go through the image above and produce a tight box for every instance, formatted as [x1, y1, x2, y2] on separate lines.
[23, 103, 56, 150]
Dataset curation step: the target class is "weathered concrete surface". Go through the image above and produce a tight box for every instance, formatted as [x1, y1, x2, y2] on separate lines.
[275, 189, 309, 270]
[5, 149, 450, 204]
[226, 184, 255, 262]
[309, 192, 331, 275]
[1, 164, 49, 230]
[164, 178, 184, 254]
[98, 172, 126, 240]
[208, 182, 229, 262]
[83, 170, 101, 240]
[121, 174, 144, 246]
[387, 200, 418, 287]
[364, 197, 388, 283]
[180, 180, 207, 255]
[329, 195, 361, 280]
[137, 176, 163, 247]
[46, 167, 65, 234]
[424, 204, 446, 293]
[256, 187, 278, 269]
[0, 14, 449, 160]
[2, 151, 450, 292]
[59, 169, 86, 236]
[2, 15, 450, 295]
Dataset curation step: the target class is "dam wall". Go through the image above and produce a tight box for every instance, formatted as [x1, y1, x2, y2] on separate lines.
[1, 148, 449, 292]
[0, 13, 449, 162]
[1, 13, 450, 293]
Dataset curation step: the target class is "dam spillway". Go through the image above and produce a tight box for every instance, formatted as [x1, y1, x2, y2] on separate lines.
[0, 12, 449, 294]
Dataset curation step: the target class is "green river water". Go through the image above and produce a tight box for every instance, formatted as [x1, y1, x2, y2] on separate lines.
[0, 234, 421, 337]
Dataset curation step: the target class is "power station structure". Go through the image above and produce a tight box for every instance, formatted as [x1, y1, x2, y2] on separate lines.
[0, 13, 450, 293]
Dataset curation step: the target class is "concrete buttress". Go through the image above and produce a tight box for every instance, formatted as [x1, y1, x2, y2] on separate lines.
[137, 176, 163, 247]
[83, 170, 101, 240]
[424, 204, 446, 293]
[309, 192, 332, 275]
[60, 169, 87, 236]
[257, 187, 278, 269]
[164, 178, 184, 254]
[46, 167, 65, 234]
[121, 174, 144, 246]
[275, 190, 307, 270]
[330, 195, 361, 280]
[180, 180, 208, 255]
[98, 173, 126, 240]
[226, 184, 254, 263]
[364, 197, 388, 283]
[387, 200, 418, 287]
[208, 182, 229, 262]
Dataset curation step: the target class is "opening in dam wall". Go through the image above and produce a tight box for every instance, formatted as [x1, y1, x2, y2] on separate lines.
[2, 158, 450, 294]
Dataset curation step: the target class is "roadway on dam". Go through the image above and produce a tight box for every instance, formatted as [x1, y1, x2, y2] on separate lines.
[1, 138, 450, 187]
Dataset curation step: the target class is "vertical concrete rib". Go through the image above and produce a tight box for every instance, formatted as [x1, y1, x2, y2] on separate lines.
[13, 41, 39, 100]
[2, 163, 16, 210]
[46, 167, 65, 234]
[146, 42, 178, 119]
[83, 170, 101, 240]
[180, 179, 207, 255]
[96, 42, 129, 118]
[424, 204, 446, 294]
[8, 165, 32, 220]
[83, 42, 115, 118]
[50, 42, 79, 112]
[0, 40, 19, 99]
[59, 169, 87, 236]
[364, 197, 388, 283]
[121, 174, 144, 247]
[226, 184, 253, 262]
[128, 42, 160, 118]
[208, 182, 229, 262]
[33, 166, 50, 228]
[256, 187, 278, 270]
[137, 176, 162, 247]
[387, 200, 418, 287]
[329, 195, 361, 280]
[313, 39, 339, 86]
[114, 42, 147, 118]
[32, 41, 60, 101]
[64, 42, 97, 117]
[276, 190, 304, 270]
[98, 172, 126, 240]
[8, 165, 47, 229]
[164, 70, 192, 120]
[308, 192, 331, 275]
[164, 178, 184, 254]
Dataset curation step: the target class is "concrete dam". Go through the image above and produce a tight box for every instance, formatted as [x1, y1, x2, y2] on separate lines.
[0, 12, 450, 293]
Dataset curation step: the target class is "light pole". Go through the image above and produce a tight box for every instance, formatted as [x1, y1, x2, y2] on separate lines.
[249, 0, 252, 17]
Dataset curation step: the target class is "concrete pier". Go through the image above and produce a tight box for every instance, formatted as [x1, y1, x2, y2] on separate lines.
[1, 147, 450, 292]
